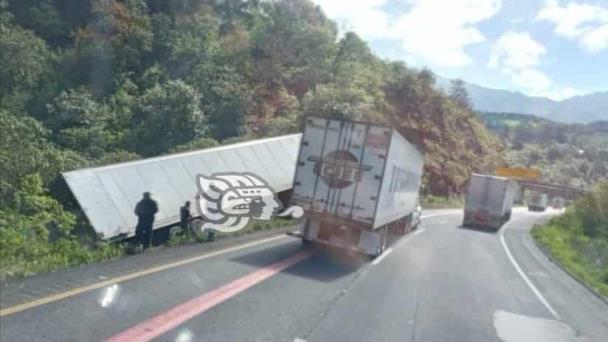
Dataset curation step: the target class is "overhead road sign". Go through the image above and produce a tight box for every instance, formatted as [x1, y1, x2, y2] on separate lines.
[495, 167, 541, 181]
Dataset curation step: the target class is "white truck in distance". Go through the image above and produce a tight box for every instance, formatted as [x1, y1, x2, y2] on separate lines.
[290, 117, 424, 256]
[528, 192, 548, 212]
[551, 197, 565, 209]
[463, 174, 516, 230]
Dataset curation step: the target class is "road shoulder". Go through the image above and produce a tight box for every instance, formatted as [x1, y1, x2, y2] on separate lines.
[0, 226, 295, 313]
[502, 214, 608, 342]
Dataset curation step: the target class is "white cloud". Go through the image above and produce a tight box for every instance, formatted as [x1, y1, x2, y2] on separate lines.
[312, 0, 502, 67]
[536, 1, 608, 53]
[311, 0, 392, 39]
[580, 23, 608, 53]
[489, 31, 580, 100]
[488, 31, 547, 69]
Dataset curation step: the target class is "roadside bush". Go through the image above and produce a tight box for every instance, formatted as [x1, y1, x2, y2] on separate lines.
[573, 182, 608, 239]
[532, 182, 608, 296]
[0, 174, 122, 280]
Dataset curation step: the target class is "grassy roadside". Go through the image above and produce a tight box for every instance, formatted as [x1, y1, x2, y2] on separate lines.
[0, 236, 124, 281]
[532, 219, 608, 297]
[421, 195, 464, 209]
[531, 183, 608, 298]
[0, 216, 298, 281]
[167, 216, 298, 247]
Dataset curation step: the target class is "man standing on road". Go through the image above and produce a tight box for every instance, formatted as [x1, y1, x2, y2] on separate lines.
[134, 192, 158, 251]
[180, 201, 191, 236]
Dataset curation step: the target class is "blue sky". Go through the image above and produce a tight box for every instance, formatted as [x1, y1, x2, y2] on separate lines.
[312, 0, 608, 100]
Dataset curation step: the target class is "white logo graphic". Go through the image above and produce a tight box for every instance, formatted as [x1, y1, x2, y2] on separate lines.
[196, 172, 303, 234]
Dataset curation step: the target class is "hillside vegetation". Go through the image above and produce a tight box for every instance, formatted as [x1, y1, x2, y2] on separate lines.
[480, 113, 608, 188]
[1, 0, 504, 278]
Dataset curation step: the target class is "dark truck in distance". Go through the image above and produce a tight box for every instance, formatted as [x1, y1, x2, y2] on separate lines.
[289, 117, 424, 256]
[463, 174, 516, 230]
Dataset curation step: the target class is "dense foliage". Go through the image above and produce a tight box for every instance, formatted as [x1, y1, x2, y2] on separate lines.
[480, 113, 608, 188]
[533, 182, 608, 296]
[1, 0, 505, 277]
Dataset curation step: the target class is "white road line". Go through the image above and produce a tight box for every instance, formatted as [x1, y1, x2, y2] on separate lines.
[372, 248, 393, 265]
[500, 227, 560, 319]
[414, 228, 426, 235]
[293, 338, 307, 342]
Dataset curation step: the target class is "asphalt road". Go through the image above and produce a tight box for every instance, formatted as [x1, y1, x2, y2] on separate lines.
[1, 209, 607, 342]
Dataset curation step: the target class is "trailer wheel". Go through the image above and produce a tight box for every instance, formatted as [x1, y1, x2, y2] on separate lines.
[169, 226, 183, 240]
[375, 227, 389, 256]
[410, 214, 419, 231]
[190, 218, 206, 240]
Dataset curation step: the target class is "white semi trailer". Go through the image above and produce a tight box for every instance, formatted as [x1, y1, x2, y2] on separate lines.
[463, 174, 516, 230]
[290, 117, 424, 256]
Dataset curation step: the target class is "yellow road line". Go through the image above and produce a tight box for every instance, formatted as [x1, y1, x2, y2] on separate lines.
[0, 235, 288, 317]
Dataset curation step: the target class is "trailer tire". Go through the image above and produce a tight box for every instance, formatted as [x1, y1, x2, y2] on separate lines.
[169, 226, 183, 240]
[189, 218, 206, 241]
[375, 227, 389, 256]
[412, 216, 420, 231]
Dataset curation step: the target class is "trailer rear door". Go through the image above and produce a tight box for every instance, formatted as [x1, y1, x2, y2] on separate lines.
[292, 117, 389, 227]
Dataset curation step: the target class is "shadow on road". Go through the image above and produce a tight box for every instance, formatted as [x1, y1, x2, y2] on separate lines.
[458, 225, 500, 234]
[230, 238, 367, 283]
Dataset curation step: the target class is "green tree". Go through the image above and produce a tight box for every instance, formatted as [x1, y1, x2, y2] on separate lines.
[251, 0, 337, 96]
[0, 111, 63, 205]
[69, 0, 153, 96]
[131, 80, 204, 156]
[165, 12, 219, 80]
[168, 137, 219, 154]
[46, 88, 109, 157]
[448, 79, 472, 110]
[195, 65, 252, 140]
[0, 16, 55, 114]
[302, 84, 372, 121]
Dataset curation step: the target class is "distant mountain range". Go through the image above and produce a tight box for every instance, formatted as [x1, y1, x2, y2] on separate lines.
[436, 78, 608, 123]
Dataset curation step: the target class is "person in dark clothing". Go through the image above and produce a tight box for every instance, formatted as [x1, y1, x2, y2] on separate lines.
[134, 192, 158, 250]
[180, 201, 191, 236]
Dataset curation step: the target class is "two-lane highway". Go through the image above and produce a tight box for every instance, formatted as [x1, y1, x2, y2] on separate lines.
[1, 209, 607, 342]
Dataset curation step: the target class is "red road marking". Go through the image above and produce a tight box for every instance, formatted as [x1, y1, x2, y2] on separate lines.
[105, 250, 312, 342]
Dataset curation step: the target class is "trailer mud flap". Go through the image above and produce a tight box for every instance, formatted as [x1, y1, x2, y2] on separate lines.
[301, 218, 317, 241]
[358, 230, 382, 255]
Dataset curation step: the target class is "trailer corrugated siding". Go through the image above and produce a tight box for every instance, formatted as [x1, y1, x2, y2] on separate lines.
[291, 117, 424, 230]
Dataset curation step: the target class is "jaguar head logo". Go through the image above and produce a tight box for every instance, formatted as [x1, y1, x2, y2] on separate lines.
[196, 172, 301, 234]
